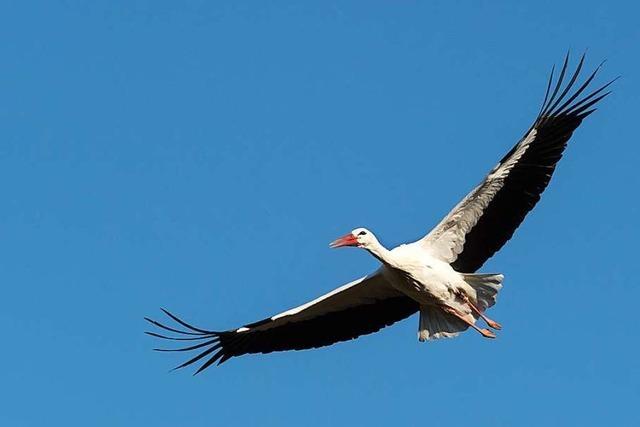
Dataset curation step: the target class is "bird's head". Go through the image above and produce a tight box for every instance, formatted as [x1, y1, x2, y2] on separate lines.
[329, 227, 377, 249]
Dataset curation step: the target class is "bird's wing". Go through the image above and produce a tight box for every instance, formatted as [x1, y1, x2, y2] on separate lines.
[145, 271, 418, 373]
[416, 53, 614, 272]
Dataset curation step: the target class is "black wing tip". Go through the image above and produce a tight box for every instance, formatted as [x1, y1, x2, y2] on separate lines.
[193, 350, 227, 375]
[143, 316, 158, 326]
[609, 74, 622, 85]
[146, 308, 234, 374]
[159, 307, 214, 334]
[152, 338, 221, 354]
[538, 52, 615, 123]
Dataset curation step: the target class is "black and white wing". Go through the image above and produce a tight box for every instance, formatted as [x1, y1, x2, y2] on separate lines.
[418, 54, 614, 273]
[145, 271, 418, 373]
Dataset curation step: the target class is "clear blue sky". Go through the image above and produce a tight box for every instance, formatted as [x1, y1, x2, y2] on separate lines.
[1, 2, 638, 426]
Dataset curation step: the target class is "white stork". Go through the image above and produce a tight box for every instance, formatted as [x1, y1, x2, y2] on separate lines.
[146, 54, 614, 374]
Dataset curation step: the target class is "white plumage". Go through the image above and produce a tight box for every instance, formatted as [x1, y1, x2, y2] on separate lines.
[146, 53, 614, 374]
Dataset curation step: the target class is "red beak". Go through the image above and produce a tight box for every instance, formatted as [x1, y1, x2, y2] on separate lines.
[329, 233, 359, 248]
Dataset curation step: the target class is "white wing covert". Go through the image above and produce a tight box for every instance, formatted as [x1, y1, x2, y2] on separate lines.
[418, 54, 614, 273]
[145, 271, 418, 373]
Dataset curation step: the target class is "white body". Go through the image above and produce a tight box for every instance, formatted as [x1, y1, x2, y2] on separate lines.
[147, 55, 610, 372]
[381, 244, 475, 314]
[344, 229, 502, 341]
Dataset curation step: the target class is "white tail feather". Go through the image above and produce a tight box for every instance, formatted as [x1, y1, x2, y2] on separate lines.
[417, 273, 504, 341]
[463, 273, 503, 311]
[418, 306, 467, 341]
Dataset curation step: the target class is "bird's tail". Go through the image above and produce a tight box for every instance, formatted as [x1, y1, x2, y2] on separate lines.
[418, 306, 468, 341]
[418, 273, 503, 341]
[462, 273, 503, 312]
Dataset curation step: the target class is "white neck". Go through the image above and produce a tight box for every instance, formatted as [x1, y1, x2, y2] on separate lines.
[363, 240, 397, 268]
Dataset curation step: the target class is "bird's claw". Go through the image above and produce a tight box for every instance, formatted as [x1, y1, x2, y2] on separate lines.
[486, 319, 502, 330]
[480, 328, 496, 339]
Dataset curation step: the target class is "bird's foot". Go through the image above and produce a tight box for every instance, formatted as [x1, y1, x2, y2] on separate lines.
[480, 328, 496, 339]
[486, 319, 502, 330]
[456, 291, 502, 331]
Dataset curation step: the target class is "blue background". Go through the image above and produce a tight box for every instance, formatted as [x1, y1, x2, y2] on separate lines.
[1, 2, 638, 426]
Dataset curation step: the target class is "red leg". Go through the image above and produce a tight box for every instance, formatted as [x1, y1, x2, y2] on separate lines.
[457, 292, 502, 330]
[440, 305, 496, 339]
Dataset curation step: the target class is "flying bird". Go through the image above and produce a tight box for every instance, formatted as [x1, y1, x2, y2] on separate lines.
[146, 54, 614, 374]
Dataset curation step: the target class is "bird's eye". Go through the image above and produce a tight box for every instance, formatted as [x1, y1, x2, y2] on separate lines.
[358, 231, 367, 236]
